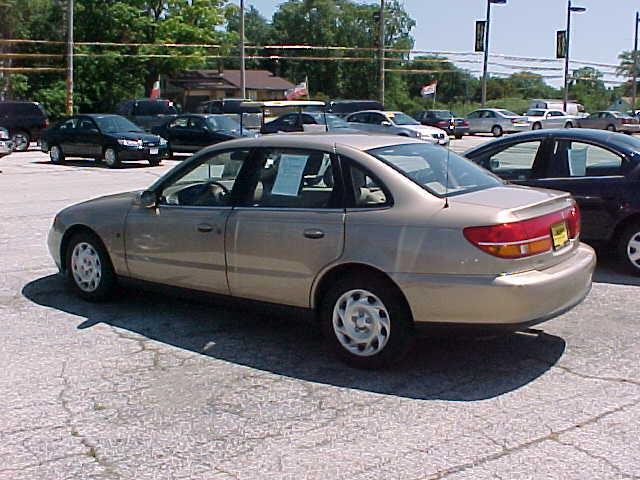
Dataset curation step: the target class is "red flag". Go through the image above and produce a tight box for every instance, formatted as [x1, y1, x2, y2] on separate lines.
[286, 79, 308, 100]
[150, 78, 161, 99]
[420, 81, 437, 98]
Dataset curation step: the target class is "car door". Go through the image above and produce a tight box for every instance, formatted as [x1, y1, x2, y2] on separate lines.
[477, 138, 548, 183]
[124, 147, 252, 293]
[530, 139, 629, 241]
[547, 111, 565, 128]
[225, 147, 345, 307]
[165, 117, 190, 152]
[186, 116, 210, 151]
[56, 118, 78, 155]
[75, 117, 102, 157]
[466, 111, 481, 133]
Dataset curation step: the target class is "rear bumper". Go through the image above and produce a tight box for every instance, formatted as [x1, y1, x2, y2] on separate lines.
[392, 243, 595, 326]
[0, 140, 13, 155]
[506, 123, 531, 133]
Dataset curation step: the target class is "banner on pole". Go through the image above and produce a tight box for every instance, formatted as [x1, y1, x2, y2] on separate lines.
[556, 30, 567, 59]
[475, 21, 486, 52]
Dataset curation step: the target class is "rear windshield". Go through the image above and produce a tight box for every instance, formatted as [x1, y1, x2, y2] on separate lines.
[388, 112, 419, 125]
[497, 109, 518, 117]
[367, 143, 502, 197]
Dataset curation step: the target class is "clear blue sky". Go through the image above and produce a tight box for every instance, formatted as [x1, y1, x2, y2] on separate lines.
[246, 0, 637, 86]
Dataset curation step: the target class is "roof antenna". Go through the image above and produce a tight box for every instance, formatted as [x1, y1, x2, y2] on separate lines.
[444, 145, 450, 208]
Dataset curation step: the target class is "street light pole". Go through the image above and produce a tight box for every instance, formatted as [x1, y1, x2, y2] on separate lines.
[239, 0, 246, 99]
[481, 0, 506, 107]
[563, 0, 586, 112]
[378, 0, 385, 105]
[65, 0, 74, 115]
[632, 11, 639, 115]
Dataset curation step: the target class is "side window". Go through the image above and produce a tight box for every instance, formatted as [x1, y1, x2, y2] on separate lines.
[301, 114, 317, 125]
[188, 117, 205, 130]
[484, 141, 543, 180]
[346, 162, 389, 208]
[159, 149, 250, 207]
[77, 118, 96, 131]
[550, 111, 564, 117]
[243, 149, 340, 209]
[280, 114, 298, 127]
[552, 141, 624, 177]
[371, 114, 386, 125]
[467, 111, 479, 119]
[169, 117, 188, 129]
[58, 118, 77, 131]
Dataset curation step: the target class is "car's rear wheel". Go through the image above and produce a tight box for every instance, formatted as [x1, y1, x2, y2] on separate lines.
[65, 232, 116, 301]
[532, 122, 542, 130]
[12, 131, 30, 152]
[320, 274, 413, 369]
[148, 157, 161, 166]
[49, 145, 65, 164]
[565, 121, 574, 128]
[607, 124, 616, 132]
[104, 147, 120, 168]
[491, 125, 503, 137]
[454, 134, 463, 140]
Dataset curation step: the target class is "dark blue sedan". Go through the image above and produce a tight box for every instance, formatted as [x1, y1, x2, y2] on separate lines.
[464, 129, 640, 273]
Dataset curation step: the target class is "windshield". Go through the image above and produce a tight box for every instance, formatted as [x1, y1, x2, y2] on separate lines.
[306, 112, 350, 128]
[497, 109, 518, 117]
[94, 115, 142, 133]
[367, 143, 502, 197]
[389, 112, 419, 125]
[526, 109, 546, 116]
[207, 115, 241, 131]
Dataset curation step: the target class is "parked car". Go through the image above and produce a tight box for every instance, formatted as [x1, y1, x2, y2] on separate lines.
[346, 110, 449, 145]
[261, 111, 361, 134]
[47, 134, 594, 368]
[577, 111, 640, 133]
[464, 128, 640, 272]
[152, 114, 256, 156]
[525, 109, 578, 130]
[466, 108, 531, 137]
[0, 100, 49, 151]
[195, 98, 262, 130]
[326, 100, 384, 118]
[114, 98, 179, 131]
[41, 114, 167, 168]
[0, 127, 13, 158]
[414, 110, 469, 139]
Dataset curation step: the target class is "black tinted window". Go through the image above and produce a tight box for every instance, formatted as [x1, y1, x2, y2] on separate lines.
[0, 102, 42, 116]
[135, 101, 177, 116]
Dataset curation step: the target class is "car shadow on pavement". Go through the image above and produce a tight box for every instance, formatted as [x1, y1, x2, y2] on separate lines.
[30, 160, 156, 169]
[22, 275, 566, 402]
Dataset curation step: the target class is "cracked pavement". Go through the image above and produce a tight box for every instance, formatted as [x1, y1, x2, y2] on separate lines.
[1, 143, 640, 479]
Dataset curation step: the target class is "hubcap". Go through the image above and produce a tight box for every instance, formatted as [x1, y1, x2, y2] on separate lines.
[50, 146, 60, 162]
[332, 289, 390, 357]
[12, 133, 28, 151]
[627, 233, 640, 269]
[71, 242, 102, 292]
[105, 149, 116, 166]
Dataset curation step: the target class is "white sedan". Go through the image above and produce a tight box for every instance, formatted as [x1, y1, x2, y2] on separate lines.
[525, 109, 578, 130]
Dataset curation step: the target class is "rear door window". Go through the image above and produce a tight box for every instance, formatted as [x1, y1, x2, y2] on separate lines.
[551, 140, 624, 177]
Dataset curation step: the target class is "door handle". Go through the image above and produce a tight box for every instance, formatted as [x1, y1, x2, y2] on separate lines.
[303, 229, 325, 239]
[197, 223, 213, 233]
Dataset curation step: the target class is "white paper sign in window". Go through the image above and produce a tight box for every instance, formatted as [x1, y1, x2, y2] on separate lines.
[568, 147, 587, 176]
[209, 164, 225, 179]
[271, 154, 307, 196]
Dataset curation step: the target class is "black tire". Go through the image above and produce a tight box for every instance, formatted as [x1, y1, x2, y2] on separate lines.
[491, 125, 503, 137]
[148, 157, 161, 166]
[320, 273, 414, 369]
[565, 122, 573, 129]
[616, 222, 640, 275]
[103, 147, 121, 168]
[49, 144, 65, 164]
[607, 124, 616, 132]
[454, 134, 463, 140]
[11, 130, 30, 152]
[532, 122, 542, 130]
[65, 231, 117, 301]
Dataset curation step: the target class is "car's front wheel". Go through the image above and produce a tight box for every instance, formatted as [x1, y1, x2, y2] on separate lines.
[49, 145, 65, 164]
[491, 125, 503, 137]
[320, 274, 413, 369]
[65, 232, 116, 301]
[11, 131, 30, 152]
[104, 147, 120, 168]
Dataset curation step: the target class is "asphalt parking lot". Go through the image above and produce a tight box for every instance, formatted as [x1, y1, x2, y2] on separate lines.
[2, 137, 640, 480]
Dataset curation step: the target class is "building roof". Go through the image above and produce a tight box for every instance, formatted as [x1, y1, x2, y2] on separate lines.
[170, 70, 295, 91]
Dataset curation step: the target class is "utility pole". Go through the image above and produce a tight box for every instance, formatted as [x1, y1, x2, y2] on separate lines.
[481, 0, 506, 107]
[65, 0, 74, 115]
[378, 0, 385, 105]
[239, 0, 246, 99]
[563, 0, 586, 112]
[633, 11, 639, 115]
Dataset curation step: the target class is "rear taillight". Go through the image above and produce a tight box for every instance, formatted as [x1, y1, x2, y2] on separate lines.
[461, 120, 469, 127]
[463, 203, 580, 259]
[436, 120, 449, 127]
[44, 118, 49, 128]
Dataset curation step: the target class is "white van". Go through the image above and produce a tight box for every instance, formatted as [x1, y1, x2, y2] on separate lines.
[529, 99, 585, 116]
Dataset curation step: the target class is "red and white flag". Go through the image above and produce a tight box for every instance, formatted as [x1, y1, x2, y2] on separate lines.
[150, 77, 161, 99]
[420, 81, 437, 97]
[286, 78, 308, 100]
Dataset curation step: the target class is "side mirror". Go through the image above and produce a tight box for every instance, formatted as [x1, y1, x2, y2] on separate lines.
[139, 190, 157, 208]
[381, 121, 392, 127]
[89, 128, 99, 134]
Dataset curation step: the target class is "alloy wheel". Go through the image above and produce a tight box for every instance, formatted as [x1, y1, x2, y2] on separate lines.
[71, 242, 102, 292]
[626, 232, 640, 270]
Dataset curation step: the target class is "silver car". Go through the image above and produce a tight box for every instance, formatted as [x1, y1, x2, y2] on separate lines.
[577, 111, 640, 133]
[0, 127, 13, 158]
[346, 110, 449, 145]
[525, 109, 578, 130]
[48, 134, 595, 368]
[466, 108, 531, 137]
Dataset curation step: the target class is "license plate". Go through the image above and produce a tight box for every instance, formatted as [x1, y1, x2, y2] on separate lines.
[149, 148, 159, 155]
[551, 222, 569, 250]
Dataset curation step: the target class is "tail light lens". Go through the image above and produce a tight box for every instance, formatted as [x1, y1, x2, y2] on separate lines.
[463, 203, 580, 259]
[44, 118, 49, 128]
[461, 120, 469, 127]
[436, 120, 449, 127]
